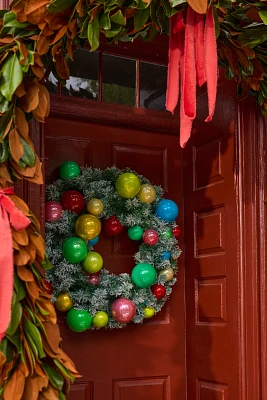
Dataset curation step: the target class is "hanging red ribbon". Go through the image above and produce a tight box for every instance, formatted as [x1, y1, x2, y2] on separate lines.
[0, 187, 30, 342]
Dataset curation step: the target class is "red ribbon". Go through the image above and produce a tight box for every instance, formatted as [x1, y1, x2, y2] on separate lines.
[0, 188, 30, 342]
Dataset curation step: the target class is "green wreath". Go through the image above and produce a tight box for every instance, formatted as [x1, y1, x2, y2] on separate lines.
[45, 162, 182, 331]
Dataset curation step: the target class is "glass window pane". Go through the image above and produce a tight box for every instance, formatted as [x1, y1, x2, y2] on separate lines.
[102, 54, 136, 107]
[140, 62, 167, 111]
[45, 72, 58, 94]
[62, 48, 98, 100]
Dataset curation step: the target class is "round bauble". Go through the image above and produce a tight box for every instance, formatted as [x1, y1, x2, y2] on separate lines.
[93, 311, 109, 328]
[59, 161, 80, 179]
[115, 173, 140, 198]
[151, 284, 166, 299]
[55, 292, 73, 312]
[87, 199, 104, 216]
[155, 199, 179, 222]
[111, 298, 136, 323]
[161, 229, 173, 239]
[128, 225, 144, 241]
[62, 237, 87, 263]
[75, 214, 101, 241]
[161, 251, 171, 260]
[67, 309, 92, 332]
[159, 267, 174, 281]
[83, 252, 103, 274]
[143, 307, 155, 318]
[143, 229, 158, 246]
[61, 190, 85, 214]
[172, 226, 182, 239]
[138, 184, 156, 204]
[88, 236, 99, 246]
[104, 216, 123, 236]
[131, 263, 157, 288]
[43, 280, 53, 295]
[45, 201, 62, 222]
[88, 274, 100, 286]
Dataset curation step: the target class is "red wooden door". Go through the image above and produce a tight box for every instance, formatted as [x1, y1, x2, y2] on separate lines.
[44, 104, 185, 399]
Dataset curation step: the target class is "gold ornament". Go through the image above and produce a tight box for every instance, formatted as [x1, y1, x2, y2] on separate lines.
[75, 214, 101, 240]
[55, 292, 73, 312]
[87, 199, 104, 216]
[138, 184, 156, 204]
[143, 307, 155, 318]
[159, 267, 174, 281]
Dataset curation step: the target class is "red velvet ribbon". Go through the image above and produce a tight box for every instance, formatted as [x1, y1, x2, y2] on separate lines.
[0, 188, 30, 342]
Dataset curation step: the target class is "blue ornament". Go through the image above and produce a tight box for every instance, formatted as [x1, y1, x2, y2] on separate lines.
[88, 236, 99, 246]
[161, 251, 171, 260]
[155, 199, 178, 222]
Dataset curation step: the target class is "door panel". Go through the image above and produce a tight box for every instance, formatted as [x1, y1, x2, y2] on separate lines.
[44, 115, 185, 400]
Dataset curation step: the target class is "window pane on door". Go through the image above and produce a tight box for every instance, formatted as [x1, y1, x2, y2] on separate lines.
[140, 62, 167, 111]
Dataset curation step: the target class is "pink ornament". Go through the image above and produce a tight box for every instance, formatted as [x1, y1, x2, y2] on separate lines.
[88, 274, 99, 286]
[111, 298, 136, 323]
[143, 229, 158, 246]
[45, 201, 62, 222]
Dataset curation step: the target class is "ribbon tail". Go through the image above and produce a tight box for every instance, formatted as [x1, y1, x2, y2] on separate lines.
[205, 5, 218, 122]
[1, 195, 30, 231]
[195, 12, 206, 87]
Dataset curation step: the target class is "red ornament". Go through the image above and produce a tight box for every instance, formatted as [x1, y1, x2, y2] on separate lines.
[61, 190, 85, 214]
[172, 226, 182, 239]
[45, 201, 62, 222]
[143, 229, 158, 246]
[43, 280, 53, 295]
[88, 275, 99, 286]
[104, 216, 123, 236]
[151, 284, 166, 300]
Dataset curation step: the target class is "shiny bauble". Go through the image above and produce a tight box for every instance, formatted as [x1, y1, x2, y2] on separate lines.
[66, 309, 92, 332]
[161, 229, 173, 239]
[138, 184, 156, 204]
[82, 252, 103, 274]
[61, 190, 85, 214]
[143, 229, 158, 246]
[88, 274, 100, 286]
[62, 237, 87, 263]
[151, 284, 166, 299]
[87, 199, 104, 216]
[131, 263, 157, 288]
[55, 292, 73, 312]
[103, 216, 123, 236]
[88, 236, 99, 246]
[43, 280, 53, 295]
[45, 201, 62, 222]
[128, 225, 144, 241]
[172, 226, 182, 239]
[111, 298, 136, 323]
[155, 199, 179, 222]
[59, 161, 80, 179]
[93, 311, 109, 328]
[161, 251, 171, 261]
[143, 307, 155, 318]
[159, 267, 174, 281]
[75, 214, 101, 241]
[115, 173, 141, 199]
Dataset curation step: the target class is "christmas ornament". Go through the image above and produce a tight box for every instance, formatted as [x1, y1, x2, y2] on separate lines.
[104, 216, 123, 236]
[75, 214, 101, 241]
[138, 184, 156, 204]
[111, 298, 136, 323]
[161, 251, 171, 260]
[88, 236, 99, 246]
[143, 229, 158, 246]
[159, 267, 174, 281]
[87, 198, 104, 216]
[131, 263, 156, 288]
[161, 229, 173, 239]
[88, 274, 99, 286]
[45, 201, 62, 222]
[143, 307, 155, 318]
[43, 280, 53, 295]
[172, 226, 182, 239]
[61, 190, 85, 214]
[128, 225, 144, 241]
[83, 252, 103, 274]
[155, 199, 179, 222]
[115, 173, 140, 198]
[59, 161, 80, 179]
[67, 309, 92, 332]
[93, 311, 109, 328]
[55, 292, 73, 312]
[151, 284, 166, 299]
[62, 237, 88, 263]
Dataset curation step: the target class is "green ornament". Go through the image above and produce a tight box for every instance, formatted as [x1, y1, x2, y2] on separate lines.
[93, 311, 109, 328]
[131, 263, 157, 288]
[161, 229, 173, 239]
[62, 237, 87, 263]
[128, 225, 144, 241]
[82, 251, 103, 273]
[67, 309, 92, 332]
[59, 161, 80, 179]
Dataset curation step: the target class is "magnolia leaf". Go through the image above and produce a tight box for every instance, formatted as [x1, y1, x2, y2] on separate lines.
[0, 139, 9, 163]
[3, 11, 28, 29]
[48, 0, 78, 13]
[9, 129, 24, 163]
[14, 271, 26, 301]
[53, 359, 75, 383]
[105, 22, 122, 37]
[100, 13, 111, 29]
[134, 8, 150, 30]
[0, 53, 23, 101]
[59, 391, 66, 400]
[6, 301, 22, 336]
[187, 0, 207, 14]
[87, 16, 100, 51]
[24, 318, 45, 359]
[3, 369, 25, 400]
[20, 138, 35, 167]
[110, 10, 126, 25]
[41, 362, 64, 390]
[169, 0, 186, 6]
[259, 10, 267, 25]
[0, 338, 13, 364]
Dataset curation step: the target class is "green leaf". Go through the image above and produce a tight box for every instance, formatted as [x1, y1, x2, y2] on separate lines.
[0, 97, 10, 113]
[6, 329, 20, 350]
[0, 139, 9, 163]
[3, 11, 28, 29]
[169, 0, 186, 6]
[20, 138, 35, 167]
[54, 359, 75, 383]
[25, 330, 39, 359]
[15, 29, 38, 38]
[87, 16, 100, 51]
[80, 15, 89, 38]
[0, 338, 13, 363]
[100, 13, 111, 30]
[0, 43, 13, 54]
[213, 6, 220, 39]
[110, 10, 126, 25]
[47, 0, 78, 13]
[59, 392, 66, 400]
[259, 10, 267, 25]
[14, 271, 26, 301]
[21, 50, 35, 73]
[6, 301, 22, 336]
[0, 10, 8, 19]
[105, 22, 122, 37]
[24, 318, 45, 359]
[134, 8, 150, 30]
[41, 362, 64, 390]
[0, 53, 23, 101]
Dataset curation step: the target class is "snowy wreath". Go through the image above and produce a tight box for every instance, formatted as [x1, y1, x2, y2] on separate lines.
[45, 162, 182, 332]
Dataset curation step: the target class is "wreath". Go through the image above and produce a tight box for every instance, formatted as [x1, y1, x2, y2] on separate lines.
[45, 162, 182, 332]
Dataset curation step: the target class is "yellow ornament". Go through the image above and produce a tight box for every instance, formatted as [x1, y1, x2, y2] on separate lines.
[116, 173, 141, 198]
[87, 199, 104, 216]
[55, 292, 73, 312]
[143, 307, 155, 318]
[75, 214, 101, 241]
[93, 311, 109, 328]
[159, 267, 174, 281]
[138, 184, 156, 204]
